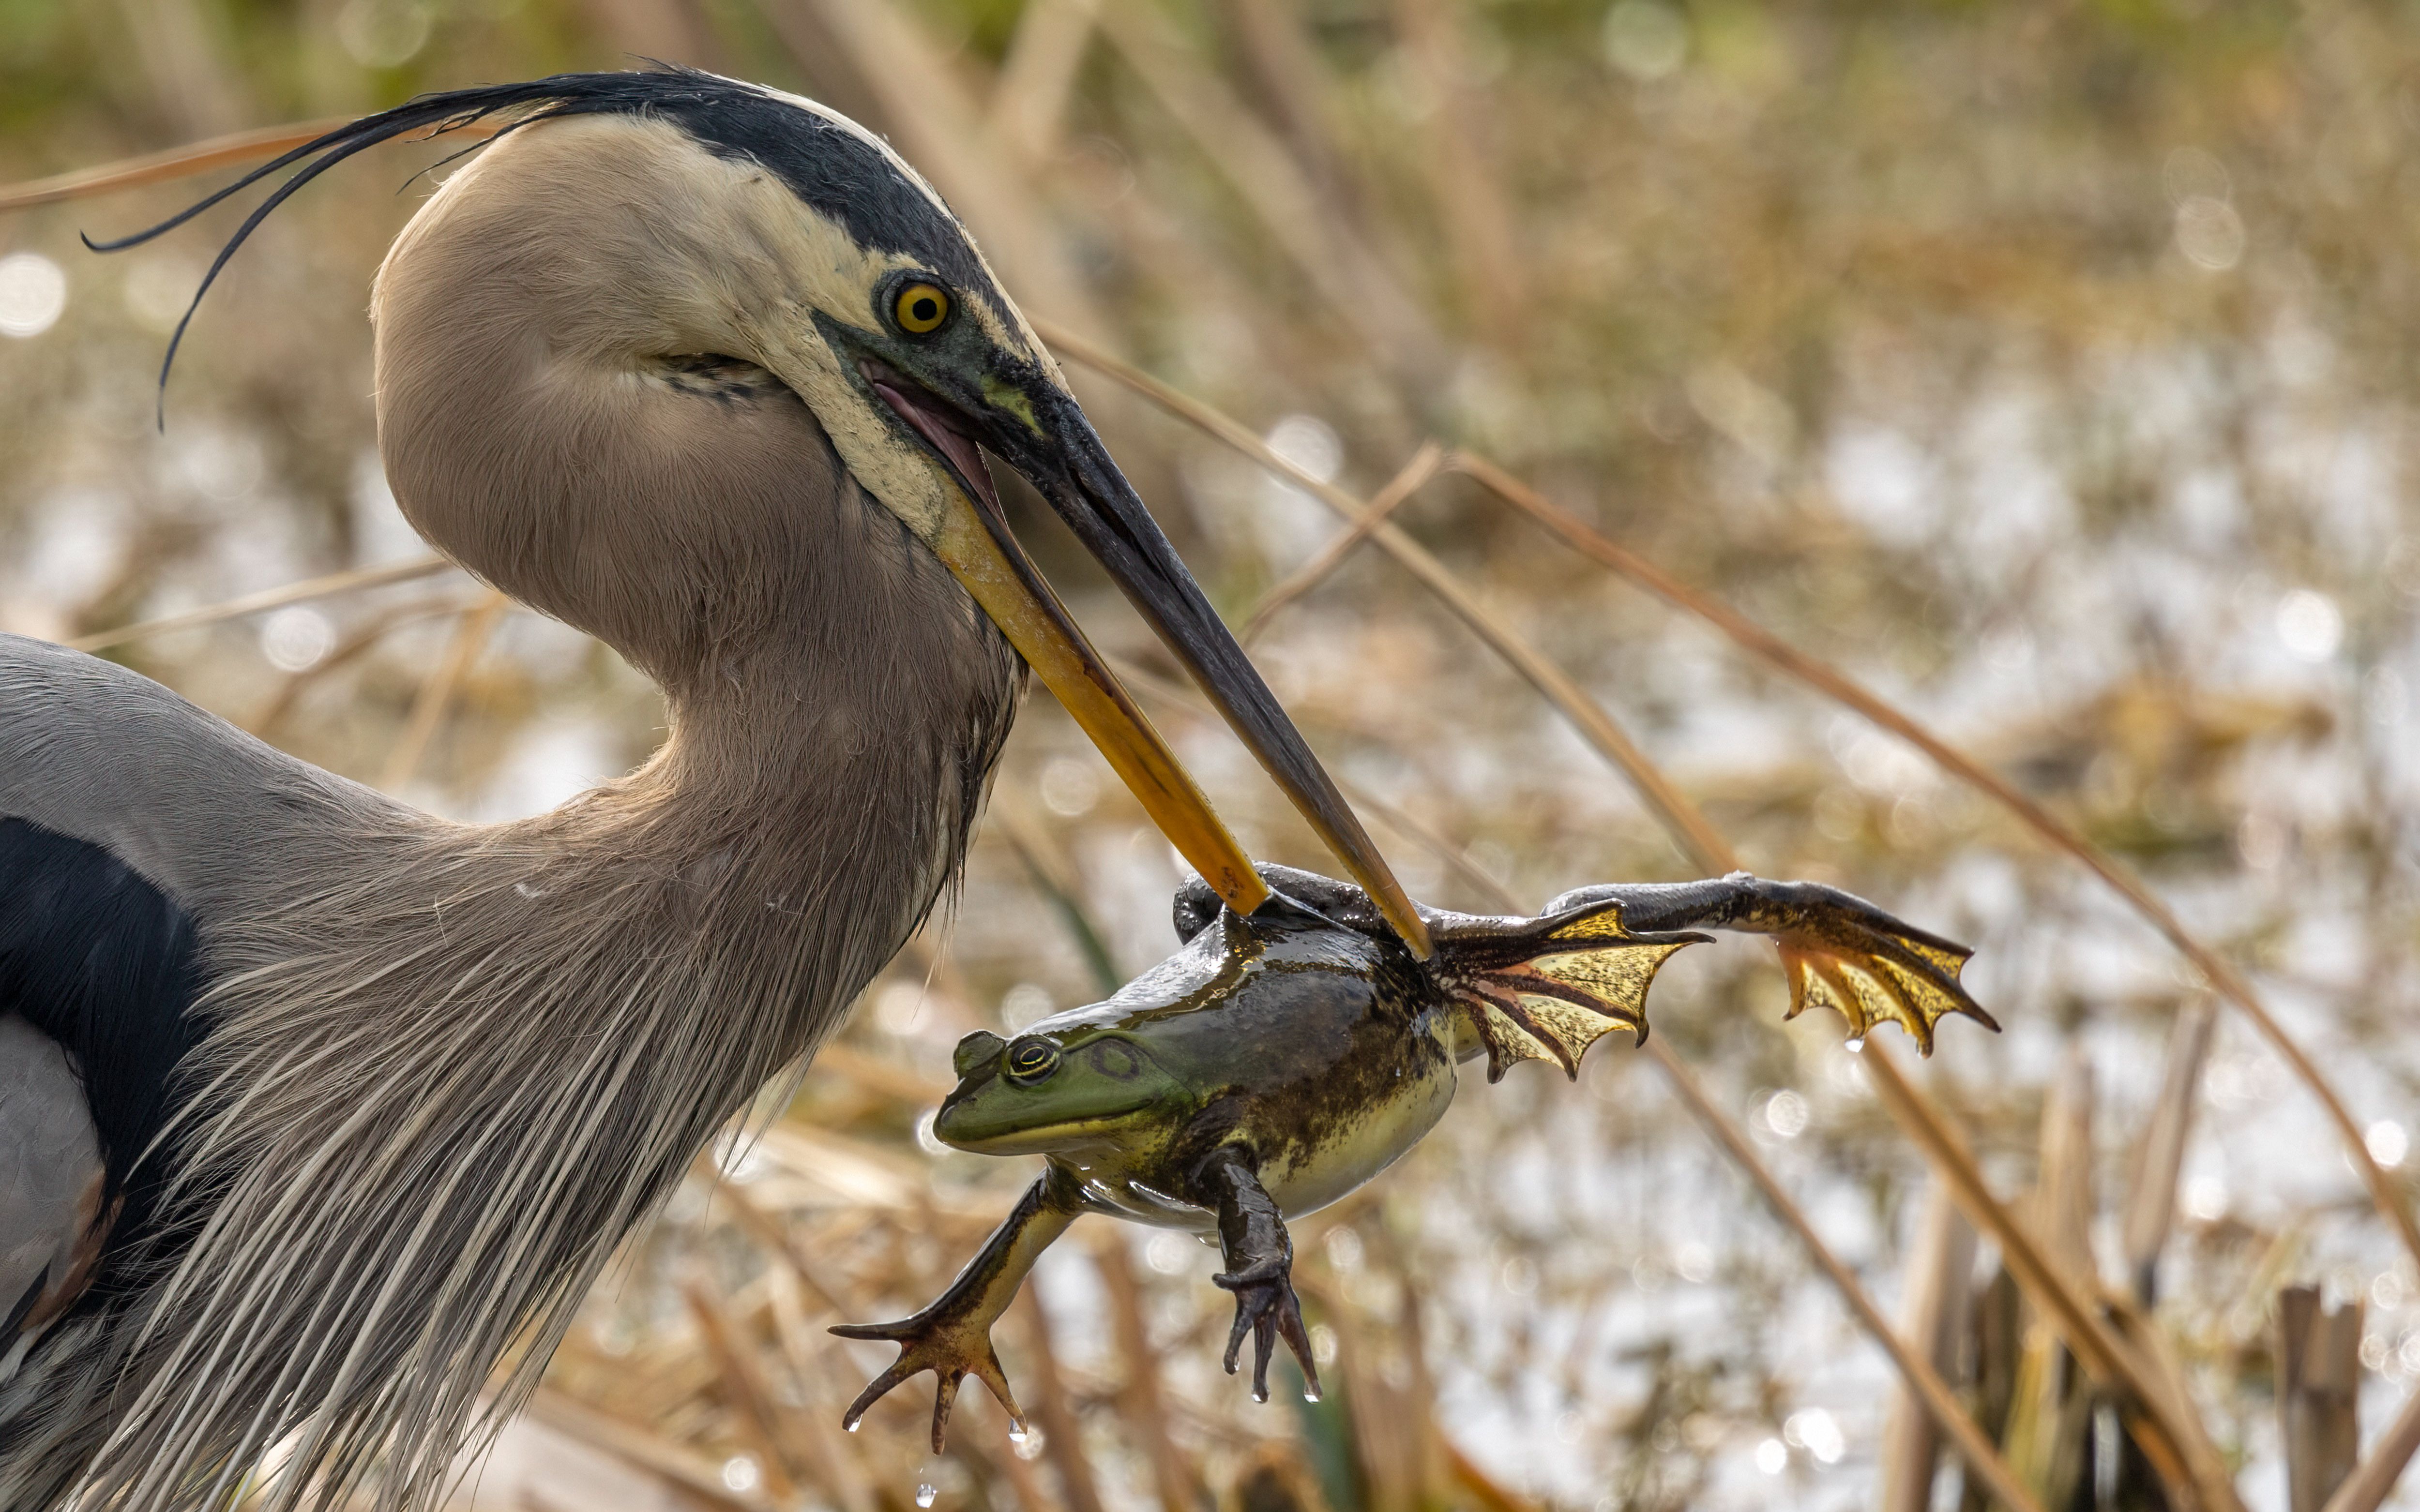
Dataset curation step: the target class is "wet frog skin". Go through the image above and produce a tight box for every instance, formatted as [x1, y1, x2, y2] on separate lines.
[834, 866, 1995, 1450]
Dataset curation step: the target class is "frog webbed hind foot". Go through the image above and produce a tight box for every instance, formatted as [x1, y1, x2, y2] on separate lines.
[830, 1169, 1077, 1450]
[1546, 874, 1998, 1054]
[1195, 1146, 1321, 1404]
[1756, 879, 1996, 1053]
[831, 1308, 1026, 1452]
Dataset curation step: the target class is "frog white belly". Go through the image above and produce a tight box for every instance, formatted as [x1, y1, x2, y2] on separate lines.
[1256, 1044, 1458, 1219]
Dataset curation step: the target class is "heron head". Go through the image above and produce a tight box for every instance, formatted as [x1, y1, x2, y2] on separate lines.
[101, 68, 1427, 951]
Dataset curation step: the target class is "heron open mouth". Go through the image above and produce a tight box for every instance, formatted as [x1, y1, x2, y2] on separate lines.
[856, 352, 1434, 958]
[863, 359, 1001, 518]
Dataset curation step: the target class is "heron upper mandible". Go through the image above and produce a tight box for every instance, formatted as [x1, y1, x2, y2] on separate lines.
[0, 67, 1427, 1511]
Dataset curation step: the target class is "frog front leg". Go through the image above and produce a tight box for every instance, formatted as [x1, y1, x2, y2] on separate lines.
[1192, 1145, 1320, 1404]
[830, 1164, 1082, 1451]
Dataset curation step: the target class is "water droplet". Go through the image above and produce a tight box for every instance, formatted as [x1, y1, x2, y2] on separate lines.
[1302, 1384, 1322, 1403]
[1007, 1424, 1029, 1443]
[845, 1420, 861, 1433]
[916, 1484, 938, 1508]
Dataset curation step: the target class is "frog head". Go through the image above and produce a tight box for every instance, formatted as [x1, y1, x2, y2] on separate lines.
[933, 1026, 1186, 1155]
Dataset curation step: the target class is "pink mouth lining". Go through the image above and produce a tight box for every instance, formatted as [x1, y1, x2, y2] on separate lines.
[866, 366, 1001, 514]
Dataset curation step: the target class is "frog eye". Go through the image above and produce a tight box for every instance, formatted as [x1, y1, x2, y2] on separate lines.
[891, 280, 952, 335]
[1003, 1037, 1060, 1085]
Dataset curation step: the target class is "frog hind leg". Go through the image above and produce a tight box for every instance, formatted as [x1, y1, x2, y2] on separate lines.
[1193, 1145, 1319, 1404]
[1542, 874, 1997, 1054]
[830, 1168, 1081, 1450]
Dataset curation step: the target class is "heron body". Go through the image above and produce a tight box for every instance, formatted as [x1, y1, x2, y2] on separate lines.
[0, 70, 1423, 1511]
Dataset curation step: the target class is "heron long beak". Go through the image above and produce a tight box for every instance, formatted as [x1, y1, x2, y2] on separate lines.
[868, 369, 1433, 958]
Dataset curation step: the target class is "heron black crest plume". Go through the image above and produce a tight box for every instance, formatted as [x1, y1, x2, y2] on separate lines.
[4, 57, 1443, 1509]
[90, 65, 968, 425]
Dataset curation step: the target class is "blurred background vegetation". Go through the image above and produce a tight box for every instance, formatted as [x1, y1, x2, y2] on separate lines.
[3, 0, 2419, 1508]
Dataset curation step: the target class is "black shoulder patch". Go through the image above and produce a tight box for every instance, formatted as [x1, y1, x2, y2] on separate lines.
[0, 818, 206, 1259]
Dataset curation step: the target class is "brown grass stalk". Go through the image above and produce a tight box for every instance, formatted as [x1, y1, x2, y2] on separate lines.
[380, 590, 508, 791]
[0, 119, 349, 211]
[1036, 319, 1730, 870]
[242, 597, 478, 740]
[989, 0, 1097, 169]
[2124, 1001, 2217, 1299]
[1446, 449, 2420, 1277]
[526, 1387, 774, 1512]
[1087, 3, 1439, 377]
[1861, 1044, 2236, 1512]
[63, 557, 453, 654]
[1878, 1190, 1976, 1512]
[1648, 1036, 2051, 1512]
[681, 1278, 805, 1504]
[1087, 1235, 1201, 1512]
[1243, 441, 1443, 644]
[2322, 1388, 2420, 1512]
[1012, 1288, 1108, 1512]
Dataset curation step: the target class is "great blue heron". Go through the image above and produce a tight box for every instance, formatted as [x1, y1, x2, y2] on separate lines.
[0, 68, 1430, 1511]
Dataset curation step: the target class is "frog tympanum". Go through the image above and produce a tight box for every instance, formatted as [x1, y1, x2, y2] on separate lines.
[834, 866, 1993, 1449]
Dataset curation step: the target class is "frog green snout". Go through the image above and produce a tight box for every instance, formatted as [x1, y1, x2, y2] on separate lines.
[932, 1031, 1174, 1155]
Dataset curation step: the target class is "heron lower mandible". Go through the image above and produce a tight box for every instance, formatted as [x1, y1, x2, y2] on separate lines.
[0, 67, 1425, 1512]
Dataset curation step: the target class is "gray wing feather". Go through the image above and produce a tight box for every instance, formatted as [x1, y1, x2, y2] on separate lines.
[0, 633, 409, 920]
[0, 1015, 102, 1337]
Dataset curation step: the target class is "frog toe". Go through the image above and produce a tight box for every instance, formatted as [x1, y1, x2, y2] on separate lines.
[1214, 1269, 1320, 1405]
[1761, 886, 1996, 1053]
[831, 1314, 1027, 1452]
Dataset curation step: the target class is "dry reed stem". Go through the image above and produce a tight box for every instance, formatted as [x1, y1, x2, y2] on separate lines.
[2276, 1288, 2365, 1512]
[1877, 1190, 1976, 1512]
[380, 590, 508, 791]
[1645, 1037, 2050, 1512]
[1445, 449, 2420, 1277]
[681, 1278, 804, 1504]
[0, 119, 350, 210]
[1035, 319, 1733, 870]
[1385, 0, 1528, 344]
[63, 557, 452, 654]
[2124, 1001, 2217, 1298]
[1861, 1044, 2235, 1512]
[1011, 1288, 1107, 1512]
[2321, 1388, 2420, 1512]
[526, 1388, 773, 1511]
[1086, 1234, 1199, 1512]
[242, 597, 477, 739]
[1243, 442, 1444, 644]
[2001, 1050, 2098, 1505]
[1088, 3, 1439, 376]
[989, 0, 1098, 168]
[766, 1267, 886, 1512]
[708, 1173, 857, 1321]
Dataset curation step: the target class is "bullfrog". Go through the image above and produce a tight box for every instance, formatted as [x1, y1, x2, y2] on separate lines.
[834, 866, 1992, 1449]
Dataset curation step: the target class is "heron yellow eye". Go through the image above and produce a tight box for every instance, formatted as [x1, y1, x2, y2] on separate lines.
[893, 281, 951, 335]
[1004, 1037, 1059, 1084]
